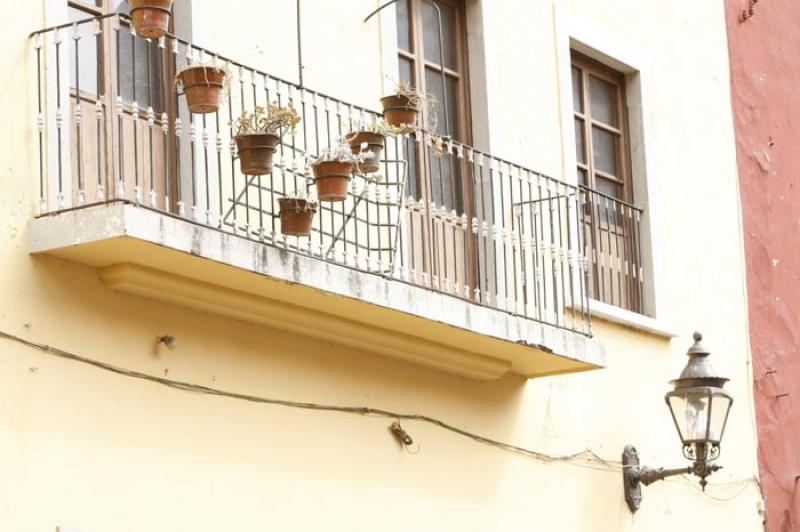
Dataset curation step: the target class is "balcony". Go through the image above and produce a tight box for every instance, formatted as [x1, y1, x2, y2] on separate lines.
[27, 14, 616, 379]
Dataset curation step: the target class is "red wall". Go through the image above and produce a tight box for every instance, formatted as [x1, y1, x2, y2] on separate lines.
[725, 1, 800, 530]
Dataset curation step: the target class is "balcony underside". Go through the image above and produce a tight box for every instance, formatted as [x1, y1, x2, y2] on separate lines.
[28, 203, 605, 380]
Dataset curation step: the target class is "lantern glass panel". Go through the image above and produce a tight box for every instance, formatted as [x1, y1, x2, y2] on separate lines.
[668, 392, 711, 443]
[708, 393, 732, 444]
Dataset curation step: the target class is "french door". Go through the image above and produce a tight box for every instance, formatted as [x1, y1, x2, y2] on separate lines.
[571, 52, 642, 312]
[395, 0, 476, 294]
[67, 0, 175, 209]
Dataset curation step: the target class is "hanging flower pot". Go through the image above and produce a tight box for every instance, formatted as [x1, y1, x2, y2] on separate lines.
[176, 65, 227, 114]
[130, 0, 173, 39]
[311, 141, 360, 202]
[313, 161, 353, 202]
[233, 103, 300, 175]
[380, 94, 418, 133]
[278, 197, 318, 237]
[234, 134, 280, 175]
[346, 131, 385, 174]
[380, 83, 435, 134]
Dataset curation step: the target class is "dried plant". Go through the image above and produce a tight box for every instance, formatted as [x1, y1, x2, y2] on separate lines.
[234, 103, 301, 137]
[284, 176, 314, 201]
[311, 140, 366, 165]
[394, 81, 429, 111]
[280, 194, 318, 210]
[390, 80, 438, 132]
[345, 118, 401, 139]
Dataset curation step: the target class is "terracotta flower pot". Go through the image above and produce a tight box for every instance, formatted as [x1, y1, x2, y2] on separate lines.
[235, 133, 280, 175]
[380, 94, 418, 133]
[313, 161, 353, 202]
[130, 0, 173, 39]
[278, 198, 318, 237]
[347, 131, 385, 174]
[177, 66, 226, 114]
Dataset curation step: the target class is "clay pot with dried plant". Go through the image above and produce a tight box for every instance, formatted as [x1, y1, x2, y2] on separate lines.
[234, 134, 280, 175]
[233, 103, 300, 176]
[278, 197, 318, 237]
[345, 120, 398, 174]
[346, 132, 384, 174]
[311, 142, 362, 202]
[380, 82, 432, 133]
[381, 83, 436, 134]
[313, 162, 353, 202]
[176, 65, 228, 114]
[130, 0, 173, 38]
[380, 94, 417, 133]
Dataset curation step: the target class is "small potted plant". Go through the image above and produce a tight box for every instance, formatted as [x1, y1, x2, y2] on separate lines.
[130, 0, 173, 38]
[311, 142, 363, 202]
[380, 82, 432, 133]
[344, 119, 399, 174]
[234, 103, 300, 176]
[278, 192, 318, 237]
[176, 63, 228, 114]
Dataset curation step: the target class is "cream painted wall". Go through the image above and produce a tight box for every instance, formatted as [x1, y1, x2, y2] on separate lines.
[196, 0, 388, 110]
[0, 1, 762, 531]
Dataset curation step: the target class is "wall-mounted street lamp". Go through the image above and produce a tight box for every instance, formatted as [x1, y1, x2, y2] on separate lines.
[623, 332, 733, 512]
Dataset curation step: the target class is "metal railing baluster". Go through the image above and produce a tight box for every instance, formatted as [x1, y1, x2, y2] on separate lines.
[72, 23, 84, 206]
[146, 38, 155, 207]
[171, 36, 182, 215]
[55, 28, 65, 209]
[35, 34, 45, 213]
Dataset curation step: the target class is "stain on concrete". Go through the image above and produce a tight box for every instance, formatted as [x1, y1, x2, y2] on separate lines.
[348, 269, 363, 299]
[291, 255, 301, 282]
[190, 227, 202, 256]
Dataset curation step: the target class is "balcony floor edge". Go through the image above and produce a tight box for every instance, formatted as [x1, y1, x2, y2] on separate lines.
[27, 203, 606, 380]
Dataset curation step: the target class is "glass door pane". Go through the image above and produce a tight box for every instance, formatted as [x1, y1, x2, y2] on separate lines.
[396, 0, 412, 52]
[422, 0, 457, 70]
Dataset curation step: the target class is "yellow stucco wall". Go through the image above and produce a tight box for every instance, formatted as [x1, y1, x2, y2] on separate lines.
[0, 1, 762, 531]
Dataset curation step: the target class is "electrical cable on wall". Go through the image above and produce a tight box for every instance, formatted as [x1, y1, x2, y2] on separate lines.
[0, 330, 614, 467]
[0, 329, 760, 499]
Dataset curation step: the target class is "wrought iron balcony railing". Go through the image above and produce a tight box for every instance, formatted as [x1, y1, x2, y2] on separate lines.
[579, 186, 644, 314]
[29, 14, 644, 336]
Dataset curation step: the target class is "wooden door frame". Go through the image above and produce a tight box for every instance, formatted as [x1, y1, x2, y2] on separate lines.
[68, 0, 177, 209]
[398, 0, 476, 291]
[572, 51, 642, 310]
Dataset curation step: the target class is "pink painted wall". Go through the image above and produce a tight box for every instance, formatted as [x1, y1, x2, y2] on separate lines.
[725, 1, 800, 530]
